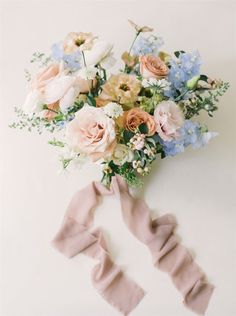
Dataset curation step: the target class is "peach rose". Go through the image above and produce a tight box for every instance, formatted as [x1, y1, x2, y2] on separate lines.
[154, 101, 184, 141]
[123, 108, 156, 136]
[65, 105, 116, 161]
[140, 55, 169, 79]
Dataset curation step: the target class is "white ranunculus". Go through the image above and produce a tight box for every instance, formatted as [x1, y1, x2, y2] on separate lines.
[84, 40, 115, 68]
[112, 144, 134, 166]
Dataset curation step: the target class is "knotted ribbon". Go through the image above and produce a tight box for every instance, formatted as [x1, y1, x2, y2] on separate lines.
[52, 175, 214, 315]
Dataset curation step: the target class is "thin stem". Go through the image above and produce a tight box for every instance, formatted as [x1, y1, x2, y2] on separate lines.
[43, 106, 58, 114]
[174, 89, 192, 102]
[82, 51, 87, 67]
[102, 68, 107, 81]
[128, 31, 140, 54]
[124, 31, 141, 73]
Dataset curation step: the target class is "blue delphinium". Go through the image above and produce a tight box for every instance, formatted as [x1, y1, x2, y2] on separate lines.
[51, 42, 82, 71]
[132, 35, 164, 56]
[160, 120, 217, 157]
[160, 138, 185, 156]
[167, 51, 202, 97]
[181, 120, 200, 146]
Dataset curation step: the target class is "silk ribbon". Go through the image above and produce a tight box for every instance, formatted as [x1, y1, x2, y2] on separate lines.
[52, 175, 214, 315]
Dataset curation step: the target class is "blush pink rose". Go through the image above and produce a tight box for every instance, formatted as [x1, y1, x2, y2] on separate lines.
[154, 101, 184, 141]
[140, 55, 169, 79]
[65, 105, 116, 161]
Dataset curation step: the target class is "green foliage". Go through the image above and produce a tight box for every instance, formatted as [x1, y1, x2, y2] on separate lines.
[60, 157, 72, 170]
[30, 52, 52, 67]
[9, 107, 56, 133]
[24, 69, 31, 82]
[87, 93, 96, 107]
[183, 81, 229, 118]
[174, 50, 186, 58]
[48, 138, 65, 147]
[139, 93, 164, 114]
[123, 130, 134, 144]
[138, 123, 148, 134]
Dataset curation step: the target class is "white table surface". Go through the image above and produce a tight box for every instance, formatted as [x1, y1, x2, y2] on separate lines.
[0, 0, 235, 315]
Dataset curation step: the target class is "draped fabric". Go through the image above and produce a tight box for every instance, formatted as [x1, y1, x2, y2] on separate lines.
[52, 175, 214, 315]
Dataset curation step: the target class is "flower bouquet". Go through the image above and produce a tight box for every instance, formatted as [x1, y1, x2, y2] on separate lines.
[11, 20, 228, 188]
[11, 21, 229, 316]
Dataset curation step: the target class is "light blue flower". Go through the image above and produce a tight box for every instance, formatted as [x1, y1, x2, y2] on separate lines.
[161, 138, 185, 156]
[168, 51, 202, 93]
[192, 132, 218, 149]
[131, 35, 164, 56]
[181, 120, 200, 146]
[51, 42, 82, 71]
[160, 120, 217, 157]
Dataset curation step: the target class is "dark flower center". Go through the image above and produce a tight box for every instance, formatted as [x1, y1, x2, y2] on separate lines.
[75, 38, 85, 47]
[119, 83, 130, 91]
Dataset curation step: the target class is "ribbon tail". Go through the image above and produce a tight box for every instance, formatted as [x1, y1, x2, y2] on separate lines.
[113, 175, 214, 315]
[51, 181, 145, 316]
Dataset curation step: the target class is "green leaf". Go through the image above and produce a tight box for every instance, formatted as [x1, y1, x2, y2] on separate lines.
[174, 50, 185, 58]
[146, 137, 156, 147]
[138, 123, 149, 134]
[123, 130, 134, 143]
[87, 93, 96, 107]
[108, 160, 119, 173]
[199, 74, 209, 82]
[150, 133, 160, 143]
[48, 138, 65, 147]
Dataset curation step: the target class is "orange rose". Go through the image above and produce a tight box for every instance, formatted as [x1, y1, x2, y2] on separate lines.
[123, 108, 156, 136]
[140, 55, 169, 79]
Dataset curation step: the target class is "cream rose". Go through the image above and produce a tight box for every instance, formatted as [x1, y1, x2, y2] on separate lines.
[140, 55, 169, 79]
[65, 105, 116, 161]
[154, 101, 184, 141]
[112, 144, 134, 166]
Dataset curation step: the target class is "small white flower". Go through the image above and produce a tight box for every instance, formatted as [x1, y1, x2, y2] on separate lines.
[103, 102, 124, 119]
[59, 146, 77, 161]
[142, 78, 158, 88]
[58, 145, 87, 174]
[157, 79, 171, 90]
[142, 78, 171, 91]
[129, 133, 145, 150]
[77, 66, 97, 80]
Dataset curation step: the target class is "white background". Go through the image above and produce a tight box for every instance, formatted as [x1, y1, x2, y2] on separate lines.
[0, 0, 236, 315]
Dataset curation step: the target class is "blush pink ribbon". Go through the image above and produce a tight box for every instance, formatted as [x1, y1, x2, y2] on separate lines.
[52, 175, 214, 315]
